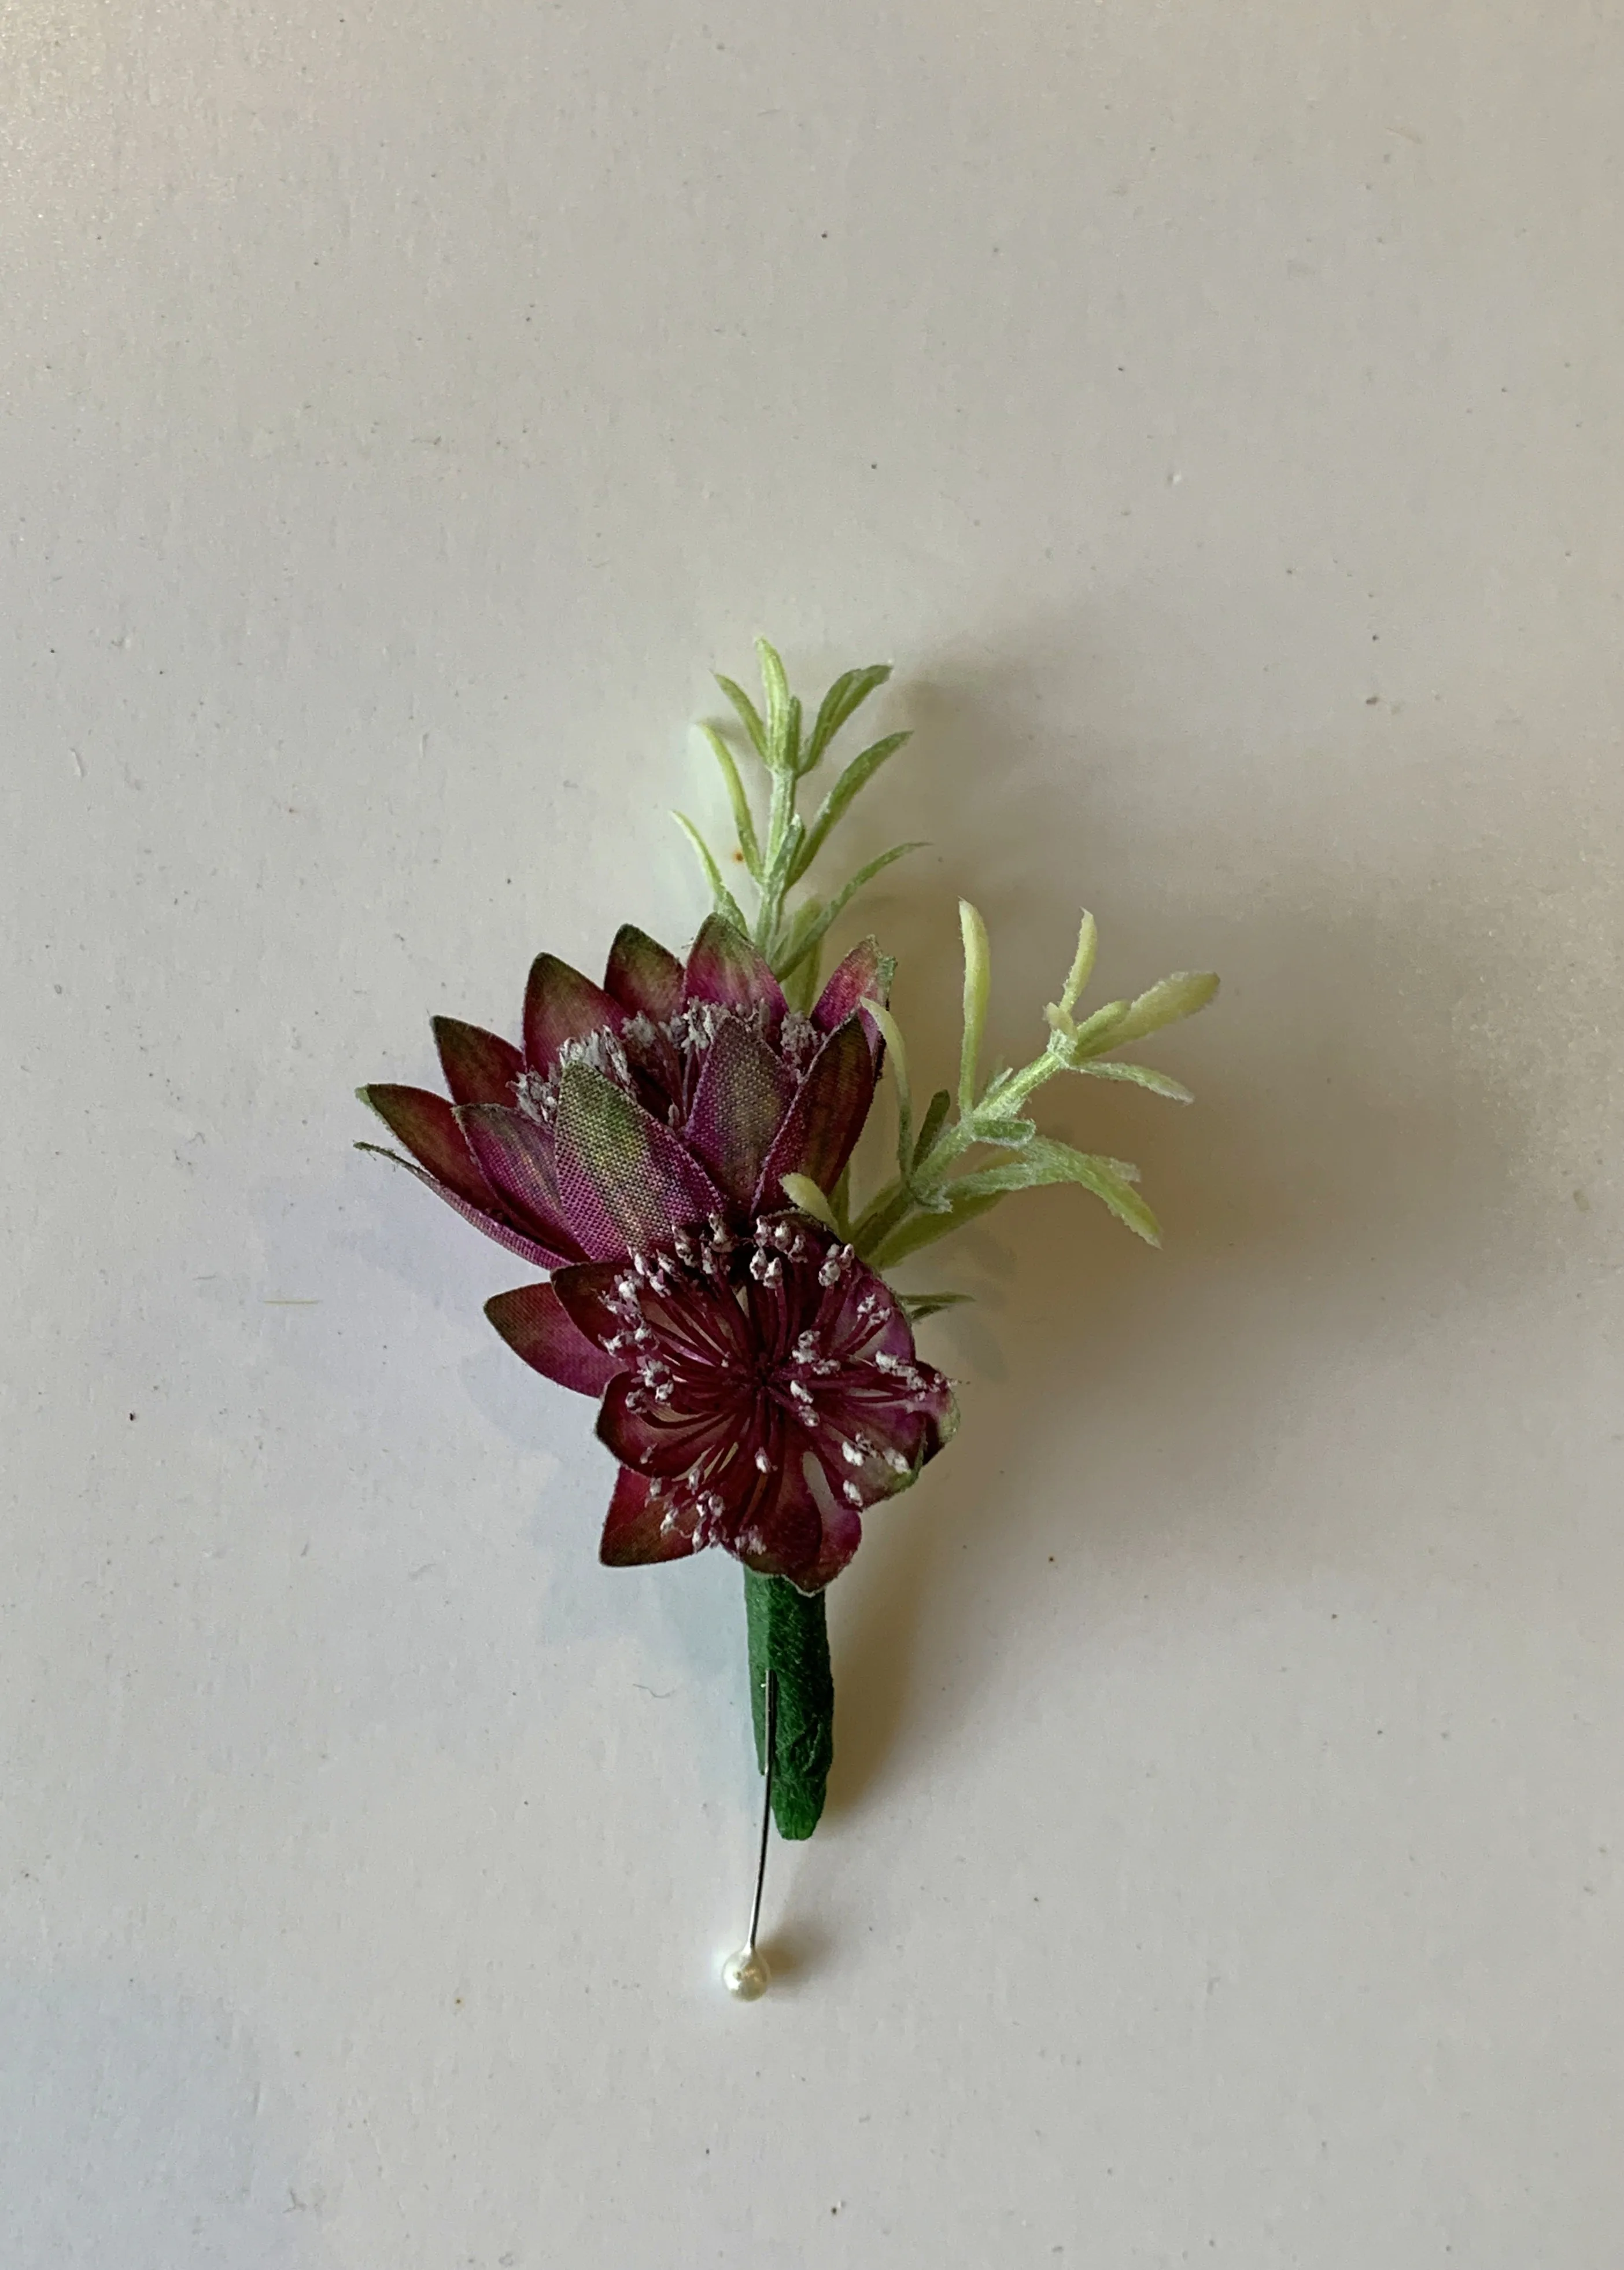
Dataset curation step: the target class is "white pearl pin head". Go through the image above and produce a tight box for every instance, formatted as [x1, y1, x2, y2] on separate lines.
[722, 1947, 770, 2001]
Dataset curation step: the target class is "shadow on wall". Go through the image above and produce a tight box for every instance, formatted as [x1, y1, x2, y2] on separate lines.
[819, 632, 1573, 1821]
[0, 1970, 335, 2270]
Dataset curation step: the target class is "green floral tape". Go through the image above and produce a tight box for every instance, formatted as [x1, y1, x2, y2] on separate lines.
[744, 1571, 834, 1841]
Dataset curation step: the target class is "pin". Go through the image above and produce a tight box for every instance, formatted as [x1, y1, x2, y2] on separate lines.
[721, 1667, 777, 2000]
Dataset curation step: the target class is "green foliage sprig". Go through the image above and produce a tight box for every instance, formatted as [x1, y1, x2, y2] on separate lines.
[680, 639, 1219, 1278]
[678, 637, 920, 1012]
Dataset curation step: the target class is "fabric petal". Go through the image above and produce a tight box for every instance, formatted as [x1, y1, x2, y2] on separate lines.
[483, 1283, 620, 1395]
[359, 1084, 497, 1211]
[355, 1141, 575, 1269]
[433, 1016, 525, 1108]
[455, 1104, 585, 1261]
[813, 937, 889, 1053]
[682, 913, 787, 1030]
[683, 1017, 799, 1210]
[522, 952, 625, 1074]
[596, 1372, 740, 1477]
[548, 1259, 634, 1351]
[813, 1369, 955, 1488]
[604, 924, 684, 1022]
[795, 1461, 865, 1592]
[754, 1018, 874, 1208]
[599, 1468, 699, 1567]
[731, 1444, 829, 1588]
[553, 1063, 725, 1258]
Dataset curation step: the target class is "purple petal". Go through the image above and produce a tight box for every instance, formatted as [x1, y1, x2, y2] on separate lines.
[359, 1084, 495, 1211]
[604, 924, 684, 1022]
[730, 1448, 828, 1587]
[433, 1017, 524, 1108]
[795, 1460, 865, 1591]
[522, 953, 625, 1074]
[483, 1283, 620, 1395]
[811, 1270, 957, 1483]
[552, 1252, 756, 1369]
[552, 1063, 725, 1259]
[548, 1259, 633, 1351]
[596, 1373, 739, 1477]
[355, 1141, 575, 1269]
[813, 938, 889, 1051]
[754, 1018, 875, 1208]
[455, 1104, 586, 1262]
[813, 1368, 954, 1486]
[683, 1017, 799, 1209]
[683, 914, 787, 1031]
[600, 1468, 699, 1567]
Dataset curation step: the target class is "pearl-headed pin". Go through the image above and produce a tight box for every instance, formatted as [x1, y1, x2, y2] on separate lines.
[721, 1665, 778, 2000]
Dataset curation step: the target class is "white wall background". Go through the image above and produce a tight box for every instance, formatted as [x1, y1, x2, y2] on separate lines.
[4, 4, 1622, 2264]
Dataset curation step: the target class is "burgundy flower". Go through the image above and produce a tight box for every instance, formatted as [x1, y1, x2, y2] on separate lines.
[486, 1214, 956, 1593]
[357, 916, 885, 1267]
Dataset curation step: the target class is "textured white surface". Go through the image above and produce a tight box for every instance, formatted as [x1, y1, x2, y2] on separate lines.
[4, 5, 1623, 2264]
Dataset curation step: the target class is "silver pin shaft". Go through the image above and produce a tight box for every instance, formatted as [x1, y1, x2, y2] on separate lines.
[747, 1666, 778, 1955]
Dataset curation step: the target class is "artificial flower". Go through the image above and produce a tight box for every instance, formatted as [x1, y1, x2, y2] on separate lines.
[357, 639, 1218, 1888]
[357, 915, 884, 1266]
[486, 1211, 955, 1593]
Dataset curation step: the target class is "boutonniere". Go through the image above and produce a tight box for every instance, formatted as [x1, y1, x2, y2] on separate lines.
[359, 642, 1216, 1996]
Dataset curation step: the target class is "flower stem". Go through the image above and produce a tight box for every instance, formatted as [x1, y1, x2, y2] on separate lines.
[743, 1570, 833, 1840]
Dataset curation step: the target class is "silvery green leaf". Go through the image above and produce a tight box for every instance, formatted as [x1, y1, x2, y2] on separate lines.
[772, 896, 826, 985]
[971, 1115, 1037, 1147]
[859, 996, 913, 1171]
[899, 1290, 973, 1322]
[790, 732, 911, 880]
[1106, 970, 1219, 1046]
[1063, 998, 1131, 1059]
[912, 1087, 952, 1167]
[673, 812, 748, 930]
[829, 1158, 852, 1237]
[1071, 1060, 1194, 1103]
[755, 637, 792, 767]
[699, 724, 762, 878]
[784, 692, 803, 773]
[946, 1135, 1161, 1244]
[1053, 908, 1098, 1022]
[958, 900, 991, 1114]
[803, 662, 892, 772]
[775, 843, 924, 976]
[780, 1172, 839, 1230]
[783, 948, 822, 1014]
[714, 673, 767, 761]
[776, 896, 825, 957]
[869, 1187, 1005, 1268]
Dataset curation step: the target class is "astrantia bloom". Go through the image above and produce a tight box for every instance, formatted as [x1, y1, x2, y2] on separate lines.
[486, 1214, 955, 1593]
[358, 915, 885, 1268]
